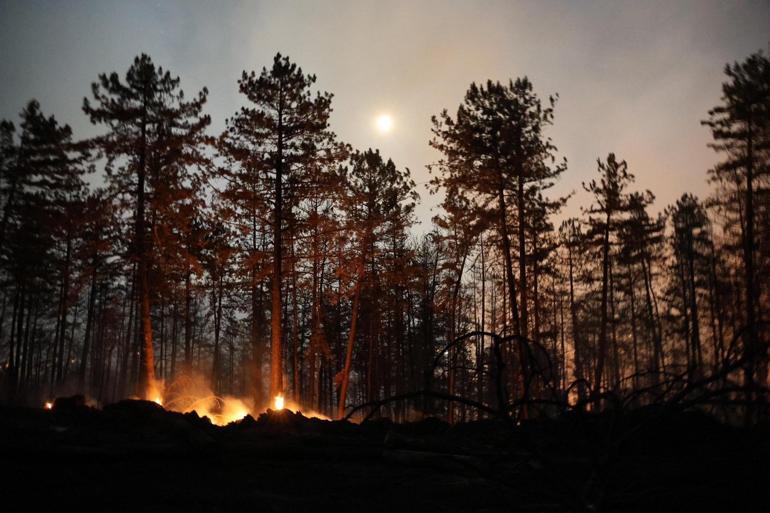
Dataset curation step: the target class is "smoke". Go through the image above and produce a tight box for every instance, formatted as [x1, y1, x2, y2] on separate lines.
[159, 372, 253, 426]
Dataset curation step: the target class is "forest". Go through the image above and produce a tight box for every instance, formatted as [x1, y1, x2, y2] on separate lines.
[0, 46, 768, 431]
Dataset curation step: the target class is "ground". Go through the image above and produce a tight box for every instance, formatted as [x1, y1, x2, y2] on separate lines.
[1, 398, 767, 512]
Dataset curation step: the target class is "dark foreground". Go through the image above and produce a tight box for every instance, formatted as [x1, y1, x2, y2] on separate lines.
[1, 399, 767, 513]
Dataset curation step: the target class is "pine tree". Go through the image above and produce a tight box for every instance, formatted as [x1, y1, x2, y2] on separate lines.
[617, 191, 665, 390]
[0, 101, 86, 398]
[559, 218, 589, 403]
[666, 194, 711, 381]
[434, 192, 479, 422]
[583, 153, 634, 394]
[83, 54, 210, 398]
[336, 149, 417, 418]
[430, 78, 566, 415]
[223, 53, 337, 403]
[702, 50, 770, 418]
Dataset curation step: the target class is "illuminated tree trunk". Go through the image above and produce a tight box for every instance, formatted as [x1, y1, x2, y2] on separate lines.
[211, 272, 224, 390]
[567, 238, 585, 404]
[477, 235, 486, 406]
[290, 240, 300, 401]
[270, 100, 284, 400]
[137, 171, 156, 397]
[337, 275, 362, 419]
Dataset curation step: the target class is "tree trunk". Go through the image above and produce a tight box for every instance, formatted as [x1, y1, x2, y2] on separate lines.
[337, 275, 362, 419]
[212, 272, 224, 390]
[642, 257, 663, 378]
[517, 174, 528, 338]
[136, 108, 155, 398]
[183, 268, 192, 370]
[270, 91, 285, 401]
[78, 259, 98, 389]
[686, 227, 702, 375]
[497, 184, 527, 417]
[478, 235, 486, 407]
[56, 233, 72, 382]
[448, 249, 468, 423]
[628, 270, 641, 393]
[594, 210, 611, 395]
[742, 113, 759, 422]
[609, 259, 620, 389]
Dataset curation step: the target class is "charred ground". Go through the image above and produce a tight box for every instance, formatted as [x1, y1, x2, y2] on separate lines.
[1, 398, 767, 513]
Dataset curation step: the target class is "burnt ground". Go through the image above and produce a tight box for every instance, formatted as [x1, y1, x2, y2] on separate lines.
[1, 398, 768, 513]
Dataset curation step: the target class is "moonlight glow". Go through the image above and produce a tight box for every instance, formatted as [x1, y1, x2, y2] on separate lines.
[375, 113, 394, 134]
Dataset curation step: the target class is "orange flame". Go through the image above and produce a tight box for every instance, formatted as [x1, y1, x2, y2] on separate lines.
[146, 378, 164, 407]
[136, 373, 330, 425]
[44, 401, 53, 410]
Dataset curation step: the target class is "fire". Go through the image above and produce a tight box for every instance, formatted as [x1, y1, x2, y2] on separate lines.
[266, 394, 329, 420]
[131, 373, 330, 426]
[44, 401, 53, 410]
[163, 394, 252, 426]
[217, 398, 251, 425]
[146, 378, 164, 407]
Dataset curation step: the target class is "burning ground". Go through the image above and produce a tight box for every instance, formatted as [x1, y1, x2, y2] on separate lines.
[1, 398, 767, 512]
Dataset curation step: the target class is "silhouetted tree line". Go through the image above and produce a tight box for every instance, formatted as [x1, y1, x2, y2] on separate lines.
[0, 49, 767, 423]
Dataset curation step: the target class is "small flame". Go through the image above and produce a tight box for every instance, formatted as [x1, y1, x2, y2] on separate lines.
[146, 378, 164, 407]
[44, 401, 53, 410]
[273, 394, 285, 410]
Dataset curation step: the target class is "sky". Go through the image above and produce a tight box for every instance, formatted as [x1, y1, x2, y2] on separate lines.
[1, 0, 769, 231]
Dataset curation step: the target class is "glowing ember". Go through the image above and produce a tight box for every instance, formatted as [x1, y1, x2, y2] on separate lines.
[44, 401, 53, 410]
[152, 396, 163, 406]
[273, 394, 285, 410]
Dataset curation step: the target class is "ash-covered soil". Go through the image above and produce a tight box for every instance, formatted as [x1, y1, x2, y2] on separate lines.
[1, 397, 767, 512]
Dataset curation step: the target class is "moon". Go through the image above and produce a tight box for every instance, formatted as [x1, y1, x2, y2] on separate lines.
[375, 113, 394, 134]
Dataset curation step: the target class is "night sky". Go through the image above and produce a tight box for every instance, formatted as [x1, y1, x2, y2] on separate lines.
[2, 0, 768, 228]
